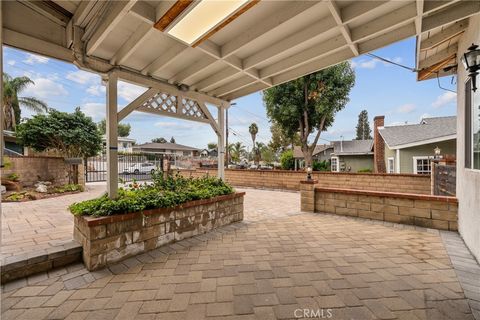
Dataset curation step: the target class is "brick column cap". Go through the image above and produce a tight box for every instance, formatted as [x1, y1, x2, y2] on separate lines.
[300, 180, 318, 184]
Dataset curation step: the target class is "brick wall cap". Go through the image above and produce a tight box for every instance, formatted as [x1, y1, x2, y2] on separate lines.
[77, 192, 245, 227]
[314, 186, 457, 203]
[300, 180, 318, 184]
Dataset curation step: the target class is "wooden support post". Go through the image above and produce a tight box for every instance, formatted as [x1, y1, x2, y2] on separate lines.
[217, 106, 225, 180]
[106, 72, 118, 198]
[0, 0, 4, 168]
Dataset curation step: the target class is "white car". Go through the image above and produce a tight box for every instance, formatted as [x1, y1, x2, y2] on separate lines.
[124, 163, 157, 175]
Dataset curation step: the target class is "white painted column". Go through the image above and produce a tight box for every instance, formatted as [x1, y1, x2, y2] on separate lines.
[106, 72, 118, 198]
[0, 0, 4, 168]
[396, 149, 401, 174]
[217, 105, 225, 179]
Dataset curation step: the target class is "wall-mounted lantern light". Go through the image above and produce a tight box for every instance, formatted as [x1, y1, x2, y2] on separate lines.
[306, 166, 312, 181]
[434, 146, 442, 159]
[461, 44, 480, 92]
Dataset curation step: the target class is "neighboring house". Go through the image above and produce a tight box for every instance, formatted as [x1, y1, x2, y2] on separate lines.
[330, 140, 374, 172]
[3, 130, 23, 155]
[293, 144, 333, 169]
[133, 142, 200, 157]
[376, 116, 456, 174]
[102, 136, 136, 153]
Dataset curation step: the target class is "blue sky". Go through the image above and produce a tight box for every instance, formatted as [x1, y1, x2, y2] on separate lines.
[3, 36, 456, 149]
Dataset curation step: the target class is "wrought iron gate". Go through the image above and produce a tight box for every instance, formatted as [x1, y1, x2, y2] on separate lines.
[433, 164, 456, 196]
[85, 152, 164, 183]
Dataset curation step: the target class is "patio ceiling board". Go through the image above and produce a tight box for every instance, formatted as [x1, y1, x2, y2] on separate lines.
[3, 1, 480, 102]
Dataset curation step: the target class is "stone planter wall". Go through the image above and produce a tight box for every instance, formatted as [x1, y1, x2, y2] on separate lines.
[300, 181, 458, 231]
[74, 192, 244, 270]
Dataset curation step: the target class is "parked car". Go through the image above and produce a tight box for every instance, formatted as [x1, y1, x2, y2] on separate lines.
[249, 164, 259, 170]
[124, 162, 157, 175]
[259, 165, 273, 170]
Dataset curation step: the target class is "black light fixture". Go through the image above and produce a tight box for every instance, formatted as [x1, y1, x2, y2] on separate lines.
[461, 43, 480, 92]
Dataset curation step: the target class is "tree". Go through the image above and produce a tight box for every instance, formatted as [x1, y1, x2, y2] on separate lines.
[152, 137, 167, 143]
[3, 73, 48, 130]
[355, 110, 372, 140]
[249, 123, 259, 163]
[280, 150, 295, 170]
[229, 142, 246, 162]
[170, 136, 176, 143]
[264, 62, 355, 167]
[207, 142, 217, 150]
[98, 119, 131, 137]
[16, 108, 102, 158]
[261, 148, 275, 164]
[268, 121, 301, 154]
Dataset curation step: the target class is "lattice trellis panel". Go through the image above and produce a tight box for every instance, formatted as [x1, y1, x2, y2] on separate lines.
[139, 92, 209, 122]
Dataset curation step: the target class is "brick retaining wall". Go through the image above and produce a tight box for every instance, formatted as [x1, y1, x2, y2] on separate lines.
[74, 193, 244, 270]
[300, 182, 458, 231]
[180, 169, 431, 194]
[2, 156, 85, 187]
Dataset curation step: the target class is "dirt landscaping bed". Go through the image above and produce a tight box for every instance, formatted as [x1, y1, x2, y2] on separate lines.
[2, 184, 84, 202]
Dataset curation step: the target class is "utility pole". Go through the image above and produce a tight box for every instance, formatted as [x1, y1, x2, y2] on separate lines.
[226, 102, 236, 167]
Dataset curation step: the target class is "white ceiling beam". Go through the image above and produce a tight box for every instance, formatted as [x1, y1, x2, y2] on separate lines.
[260, 35, 347, 79]
[86, 0, 137, 56]
[418, 44, 458, 69]
[421, 1, 480, 33]
[210, 77, 258, 97]
[141, 44, 187, 76]
[341, 1, 389, 24]
[271, 47, 354, 86]
[358, 23, 416, 54]
[243, 16, 337, 70]
[220, 1, 318, 58]
[350, 3, 417, 43]
[423, 0, 458, 14]
[414, 0, 424, 73]
[193, 68, 239, 92]
[137, 106, 212, 124]
[420, 19, 468, 51]
[130, 2, 156, 24]
[224, 82, 269, 101]
[72, 1, 97, 27]
[171, 57, 218, 84]
[326, 1, 358, 56]
[111, 23, 152, 65]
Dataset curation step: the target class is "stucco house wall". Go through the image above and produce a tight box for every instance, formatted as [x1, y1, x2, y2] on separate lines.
[456, 14, 480, 262]
[338, 155, 374, 172]
[384, 139, 456, 174]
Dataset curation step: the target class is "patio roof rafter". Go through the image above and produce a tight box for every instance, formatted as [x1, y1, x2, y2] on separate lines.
[326, 0, 359, 57]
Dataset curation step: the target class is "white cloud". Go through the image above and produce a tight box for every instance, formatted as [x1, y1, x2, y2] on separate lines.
[7, 60, 16, 66]
[118, 82, 148, 102]
[431, 91, 456, 109]
[351, 56, 403, 69]
[396, 103, 416, 114]
[23, 78, 68, 99]
[23, 53, 49, 65]
[79, 102, 105, 121]
[66, 70, 99, 85]
[86, 85, 105, 96]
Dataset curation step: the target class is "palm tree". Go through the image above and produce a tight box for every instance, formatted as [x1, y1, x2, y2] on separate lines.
[249, 123, 258, 163]
[230, 142, 246, 162]
[3, 73, 48, 130]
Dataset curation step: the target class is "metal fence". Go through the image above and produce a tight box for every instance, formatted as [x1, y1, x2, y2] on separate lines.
[433, 164, 456, 196]
[85, 152, 164, 183]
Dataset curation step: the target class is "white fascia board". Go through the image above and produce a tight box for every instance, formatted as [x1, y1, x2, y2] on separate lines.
[391, 134, 456, 150]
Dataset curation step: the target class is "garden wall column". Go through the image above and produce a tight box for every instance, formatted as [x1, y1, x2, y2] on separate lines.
[217, 106, 225, 179]
[106, 72, 118, 198]
[300, 180, 317, 212]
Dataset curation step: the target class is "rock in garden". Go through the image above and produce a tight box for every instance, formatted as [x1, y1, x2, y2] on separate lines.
[36, 184, 48, 193]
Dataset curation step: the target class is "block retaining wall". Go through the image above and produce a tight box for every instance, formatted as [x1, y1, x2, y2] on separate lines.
[74, 192, 244, 270]
[301, 181, 458, 231]
[180, 169, 431, 194]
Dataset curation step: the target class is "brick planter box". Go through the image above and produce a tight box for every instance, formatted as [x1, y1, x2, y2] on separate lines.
[74, 192, 244, 270]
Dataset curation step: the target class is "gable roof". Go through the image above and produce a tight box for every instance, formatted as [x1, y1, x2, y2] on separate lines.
[332, 140, 374, 155]
[293, 144, 333, 158]
[378, 116, 456, 149]
[133, 142, 199, 151]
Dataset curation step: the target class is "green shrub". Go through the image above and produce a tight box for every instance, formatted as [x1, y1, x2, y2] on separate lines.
[313, 160, 329, 171]
[357, 168, 372, 173]
[69, 174, 234, 217]
[280, 150, 295, 170]
[53, 184, 84, 193]
[7, 173, 19, 181]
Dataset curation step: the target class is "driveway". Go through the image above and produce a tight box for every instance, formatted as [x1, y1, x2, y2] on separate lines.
[1, 188, 478, 319]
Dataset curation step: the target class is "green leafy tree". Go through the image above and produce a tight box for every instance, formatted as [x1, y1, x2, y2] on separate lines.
[261, 148, 275, 164]
[152, 137, 167, 143]
[207, 142, 217, 150]
[280, 150, 295, 170]
[268, 121, 301, 154]
[170, 136, 176, 143]
[2, 73, 48, 130]
[98, 119, 131, 137]
[229, 142, 246, 162]
[16, 108, 102, 157]
[264, 63, 355, 167]
[355, 110, 372, 140]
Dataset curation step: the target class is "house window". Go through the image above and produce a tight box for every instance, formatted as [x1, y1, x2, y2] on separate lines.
[413, 156, 432, 174]
[473, 77, 480, 169]
[466, 77, 480, 170]
[331, 156, 339, 172]
[387, 157, 395, 173]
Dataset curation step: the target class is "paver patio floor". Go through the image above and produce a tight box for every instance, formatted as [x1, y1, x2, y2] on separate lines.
[1, 188, 478, 319]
